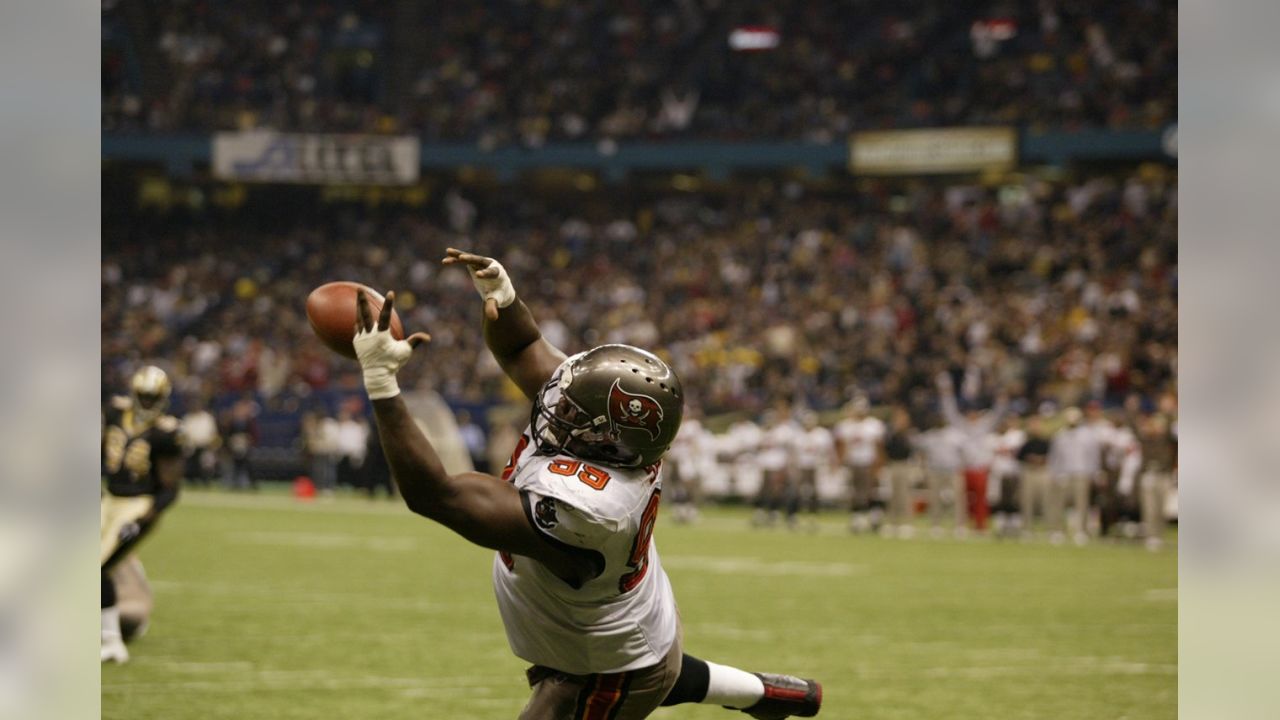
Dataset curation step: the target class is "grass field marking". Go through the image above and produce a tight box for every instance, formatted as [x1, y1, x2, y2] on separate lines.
[231, 529, 419, 552]
[684, 622, 775, 641]
[149, 578, 460, 612]
[126, 659, 256, 673]
[180, 490, 408, 516]
[855, 658, 1177, 680]
[662, 554, 867, 577]
[102, 669, 508, 695]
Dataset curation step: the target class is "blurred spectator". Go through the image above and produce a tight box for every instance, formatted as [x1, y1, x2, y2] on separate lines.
[180, 399, 221, 487]
[917, 415, 965, 537]
[363, 421, 394, 499]
[103, 169, 1177, 479]
[989, 414, 1027, 537]
[334, 406, 368, 490]
[1048, 406, 1103, 544]
[936, 372, 1007, 533]
[1138, 411, 1176, 550]
[882, 405, 917, 537]
[302, 409, 340, 495]
[222, 394, 259, 491]
[1099, 410, 1143, 538]
[103, 1, 1176, 139]
[1017, 414, 1053, 536]
[455, 410, 488, 473]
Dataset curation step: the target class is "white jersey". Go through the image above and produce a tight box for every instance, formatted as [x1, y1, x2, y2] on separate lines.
[1109, 425, 1143, 495]
[990, 428, 1027, 479]
[491, 431, 677, 674]
[668, 418, 709, 480]
[793, 426, 835, 470]
[833, 417, 885, 467]
[759, 422, 801, 471]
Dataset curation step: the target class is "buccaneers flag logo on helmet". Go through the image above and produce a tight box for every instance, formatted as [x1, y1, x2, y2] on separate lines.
[607, 379, 664, 440]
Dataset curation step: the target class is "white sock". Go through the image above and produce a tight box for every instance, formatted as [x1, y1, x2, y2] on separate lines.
[703, 662, 765, 709]
[102, 606, 122, 642]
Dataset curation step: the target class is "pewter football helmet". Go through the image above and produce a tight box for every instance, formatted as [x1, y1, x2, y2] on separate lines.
[531, 345, 683, 469]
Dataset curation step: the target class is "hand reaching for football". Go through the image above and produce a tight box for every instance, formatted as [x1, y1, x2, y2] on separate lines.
[442, 248, 516, 321]
[353, 289, 431, 400]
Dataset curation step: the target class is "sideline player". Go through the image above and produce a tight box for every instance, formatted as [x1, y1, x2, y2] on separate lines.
[101, 366, 183, 663]
[349, 249, 822, 719]
[833, 396, 884, 533]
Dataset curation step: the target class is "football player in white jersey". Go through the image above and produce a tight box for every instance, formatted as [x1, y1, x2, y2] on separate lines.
[832, 396, 885, 533]
[789, 411, 834, 530]
[349, 249, 821, 720]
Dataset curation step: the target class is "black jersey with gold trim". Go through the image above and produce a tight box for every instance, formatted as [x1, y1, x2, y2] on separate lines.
[102, 397, 183, 497]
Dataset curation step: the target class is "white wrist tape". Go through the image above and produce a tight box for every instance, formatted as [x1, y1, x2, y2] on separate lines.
[353, 327, 411, 400]
[361, 364, 401, 400]
[469, 259, 516, 309]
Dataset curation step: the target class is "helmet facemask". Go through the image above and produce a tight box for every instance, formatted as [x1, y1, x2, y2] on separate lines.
[130, 366, 171, 425]
[531, 363, 644, 469]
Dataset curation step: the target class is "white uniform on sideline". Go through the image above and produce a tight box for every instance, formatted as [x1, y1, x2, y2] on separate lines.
[833, 416, 885, 469]
[492, 430, 677, 675]
[793, 425, 835, 473]
[759, 420, 801, 474]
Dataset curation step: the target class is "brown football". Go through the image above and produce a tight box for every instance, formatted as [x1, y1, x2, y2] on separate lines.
[306, 281, 404, 359]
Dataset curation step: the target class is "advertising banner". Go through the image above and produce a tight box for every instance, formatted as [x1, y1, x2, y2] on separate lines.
[850, 127, 1017, 175]
[212, 132, 420, 185]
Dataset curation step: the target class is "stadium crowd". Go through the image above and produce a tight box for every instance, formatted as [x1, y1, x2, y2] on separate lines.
[103, 0, 1176, 139]
[103, 166, 1176, 537]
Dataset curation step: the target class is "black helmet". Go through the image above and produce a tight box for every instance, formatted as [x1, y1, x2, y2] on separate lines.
[531, 344, 684, 469]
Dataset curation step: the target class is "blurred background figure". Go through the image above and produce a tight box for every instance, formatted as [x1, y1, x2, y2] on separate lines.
[180, 398, 220, 487]
[455, 409, 489, 474]
[725, 416, 763, 505]
[1018, 414, 1054, 538]
[1049, 407, 1102, 545]
[882, 405, 918, 538]
[989, 414, 1027, 538]
[363, 420, 394, 499]
[667, 405, 708, 525]
[834, 395, 884, 534]
[918, 414, 965, 538]
[790, 410, 834, 531]
[1139, 412, 1177, 551]
[1099, 410, 1143, 540]
[936, 372, 1008, 535]
[753, 407, 799, 528]
[334, 405, 369, 492]
[222, 394, 259, 491]
[301, 408, 339, 496]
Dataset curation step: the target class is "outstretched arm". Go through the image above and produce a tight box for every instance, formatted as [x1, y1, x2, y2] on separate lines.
[935, 372, 961, 427]
[353, 289, 589, 583]
[442, 249, 567, 401]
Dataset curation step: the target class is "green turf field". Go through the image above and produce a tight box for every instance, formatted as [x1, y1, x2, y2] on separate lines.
[102, 490, 1176, 720]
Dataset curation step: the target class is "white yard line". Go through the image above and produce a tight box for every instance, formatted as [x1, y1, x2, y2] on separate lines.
[103, 670, 508, 695]
[662, 554, 867, 577]
[231, 530, 419, 552]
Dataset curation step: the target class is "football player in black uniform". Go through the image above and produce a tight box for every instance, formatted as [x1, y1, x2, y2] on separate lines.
[101, 365, 183, 663]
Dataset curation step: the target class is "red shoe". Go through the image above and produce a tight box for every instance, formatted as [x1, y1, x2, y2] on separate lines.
[739, 672, 822, 719]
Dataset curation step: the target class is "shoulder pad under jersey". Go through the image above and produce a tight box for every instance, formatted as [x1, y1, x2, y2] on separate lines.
[513, 454, 654, 533]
